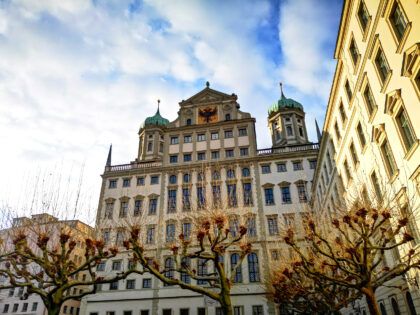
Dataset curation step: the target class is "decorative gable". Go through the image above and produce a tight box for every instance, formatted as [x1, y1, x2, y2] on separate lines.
[179, 85, 237, 107]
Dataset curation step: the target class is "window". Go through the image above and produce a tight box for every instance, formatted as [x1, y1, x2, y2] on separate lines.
[182, 188, 191, 211]
[242, 168, 250, 177]
[339, 102, 347, 124]
[345, 80, 353, 100]
[123, 179, 130, 187]
[180, 257, 191, 284]
[230, 219, 239, 237]
[103, 231, 110, 245]
[137, 177, 144, 185]
[211, 132, 219, 140]
[293, 161, 302, 170]
[8, 288, 14, 296]
[184, 154, 192, 162]
[213, 171, 220, 180]
[344, 160, 352, 183]
[211, 151, 219, 159]
[108, 180, 117, 189]
[146, 227, 155, 243]
[170, 137, 178, 144]
[240, 148, 249, 156]
[271, 250, 280, 261]
[64, 306, 68, 314]
[116, 231, 123, 246]
[227, 169, 235, 178]
[97, 262, 105, 271]
[168, 190, 177, 212]
[396, 108, 416, 150]
[264, 188, 274, 205]
[239, 128, 247, 136]
[110, 280, 118, 290]
[381, 139, 397, 176]
[169, 175, 177, 184]
[334, 122, 341, 143]
[112, 261, 121, 271]
[225, 113, 231, 120]
[363, 82, 376, 116]
[297, 184, 307, 203]
[169, 155, 178, 163]
[309, 160, 316, 169]
[226, 149, 234, 157]
[197, 187, 206, 209]
[166, 224, 175, 242]
[197, 309, 206, 315]
[198, 172, 205, 182]
[252, 306, 263, 315]
[147, 142, 153, 152]
[371, 171, 382, 202]
[104, 202, 114, 219]
[246, 217, 256, 236]
[281, 186, 291, 203]
[151, 176, 159, 184]
[142, 278, 152, 288]
[286, 125, 293, 136]
[197, 134, 206, 141]
[248, 253, 260, 282]
[227, 184, 237, 207]
[180, 309, 189, 315]
[349, 142, 359, 167]
[120, 201, 128, 218]
[349, 37, 359, 66]
[197, 258, 208, 285]
[224, 130, 233, 138]
[186, 118, 191, 126]
[212, 185, 221, 207]
[357, 122, 367, 149]
[3, 305, 9, 313]
[123, 312, 132, 315]
[261, 165, 271, 173]
[149, 199, 157, 215]
[126, 279, 135, 289]
[233, 306, 243, 315]
[277, 163, 287, 172]
[106, 312, 115, 315]
[267, 217, 278, 235]
[182, 222, 191, 239]
[243, 183, 253, 206]
[31, 303, 38, 312]
[390, 2, 407, 41]
[184, 135, 192, 143]
[216, 308, 223, 315]
[375, 47, 390, 84]
[134, 200, 142, 216]
[231, 253, 242, 283]
[357, 0, 369, 31]
[197, 152, 206, 160]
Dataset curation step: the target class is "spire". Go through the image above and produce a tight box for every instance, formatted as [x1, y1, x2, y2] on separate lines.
[315, 119, 322, 143]
[106, 144, 112, 167]
[279, 82, 285, 99]
[157, 99, 160, 114]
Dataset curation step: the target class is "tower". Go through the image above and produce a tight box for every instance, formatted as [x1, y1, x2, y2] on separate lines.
[268, 83, 309, 147]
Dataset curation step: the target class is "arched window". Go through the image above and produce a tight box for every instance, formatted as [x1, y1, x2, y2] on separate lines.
[231, 253, 242, 283]
[213, 171, 220, 180]
[242, 168, 250, 177]
[183, 173, 191, 183]
[227, 169, 235, 178]
[406, 292, 417, 315]
[391, 298, 401, 315]
[180, 257, 190, 284]
[380, 302, 387, 315]
[186, 119, 191, 126]
[248, 253, 259, 282]
[169, 175, 177, 184]
[164, 257, 174, 286]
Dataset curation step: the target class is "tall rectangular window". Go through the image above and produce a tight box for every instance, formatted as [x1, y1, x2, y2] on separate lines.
[146, 227, 155, 244]
[116, 231, 123, 246]
[390, 3, 407, 41]
[166, 224, 175, 242]
[371, 171, 382, 202]
[243, 183, 253, 206]
[182, 188, 191, 211]
[267, 217, 278, 235]
[248, 253, 259, 282]
[344, 160, 352, 183]
[339, 102, 347, 124]
[227, 184, 237, 207]
[120, 202, 128, 218]
[375, 48, 390, 84]
[363, 83, 376, 115]
[134, 200, 142, 216]
[357, 123, 367, 149]
[182, 222, 191, 239]
[349, 38, 359, 65]
[149, 199, 157, 215]
[197, 258, 208, 285]
[397, 109, 416, 150]
[297, 184, 307, 203]
[350, 143, 359, 166]
[246, 218, 256, 236]
[334, 122, 341, 143]
[212, 185, 221, 207]
[105, 202, 114, 219]
[264, 188, 274, 205]
[345, 80, 353, 100]
[281, 186, 291, 203]
[381, 139, 397, 176]
[197, 187, 206, 209]
[168, 190, 177, 213]
[109, 180, 117, 188]
[357, 1, 369, 31]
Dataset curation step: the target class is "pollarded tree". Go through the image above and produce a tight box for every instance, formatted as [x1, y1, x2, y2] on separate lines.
[0, 223, 140, 315]
[284, 198, 420, 315]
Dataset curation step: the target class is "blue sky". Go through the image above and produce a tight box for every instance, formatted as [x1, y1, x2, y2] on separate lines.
[0, 0, 343, 223]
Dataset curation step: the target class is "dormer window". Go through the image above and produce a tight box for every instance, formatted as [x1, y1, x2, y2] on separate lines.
[286, 126, 293, 136]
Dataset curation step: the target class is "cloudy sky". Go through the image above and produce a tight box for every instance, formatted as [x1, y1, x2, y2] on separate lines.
[0, 0, 342, 224]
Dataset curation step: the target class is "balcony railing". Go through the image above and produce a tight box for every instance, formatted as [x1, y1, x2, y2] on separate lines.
[107, 161, 162, 172]
[257, 143, 319, 155]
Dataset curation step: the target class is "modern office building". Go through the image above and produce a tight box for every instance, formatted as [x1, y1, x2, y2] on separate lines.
[81, 83, 319, 315]
[312, 0, 420, 314]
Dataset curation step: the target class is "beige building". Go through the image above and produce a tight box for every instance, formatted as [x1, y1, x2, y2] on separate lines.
[81, 83, 319, 315]
[0, 214, 94, 315]
[312, 0, 420, 314]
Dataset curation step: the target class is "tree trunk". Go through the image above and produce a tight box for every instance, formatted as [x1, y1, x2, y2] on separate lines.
[220, 292, 233, 315]
[362, 287, 380, 315]
[47, 306, 61, 315]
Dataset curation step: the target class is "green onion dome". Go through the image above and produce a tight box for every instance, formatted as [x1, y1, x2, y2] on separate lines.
[142, 100, 169, 128]
[268, 84, 304, 116]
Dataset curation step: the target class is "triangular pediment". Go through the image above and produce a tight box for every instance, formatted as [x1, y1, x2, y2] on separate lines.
[179, 87, 237, 106]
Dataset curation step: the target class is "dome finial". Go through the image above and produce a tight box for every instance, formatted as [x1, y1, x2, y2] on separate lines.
[279, 82, 285, 99]
[206, 81, 210, 88]
[157, 99, 160, 113]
